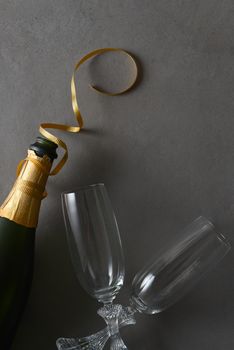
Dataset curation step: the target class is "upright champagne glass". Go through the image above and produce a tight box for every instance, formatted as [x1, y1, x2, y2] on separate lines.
[57, 184, 130, 350]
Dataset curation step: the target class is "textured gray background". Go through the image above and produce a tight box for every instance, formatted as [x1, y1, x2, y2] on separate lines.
[0, 1, 234, 349]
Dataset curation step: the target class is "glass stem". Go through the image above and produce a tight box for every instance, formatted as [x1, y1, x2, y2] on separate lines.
[97, 303, 128, 350]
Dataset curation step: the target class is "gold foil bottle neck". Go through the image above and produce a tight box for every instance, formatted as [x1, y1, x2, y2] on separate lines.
[0, 150, 52, 228]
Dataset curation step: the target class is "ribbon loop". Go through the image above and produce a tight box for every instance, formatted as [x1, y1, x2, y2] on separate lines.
[40, 48, 138, 176]
[13, 48, 135, 181]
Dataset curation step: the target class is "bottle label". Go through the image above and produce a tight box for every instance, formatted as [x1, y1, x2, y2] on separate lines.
[0, 150, 52, 228]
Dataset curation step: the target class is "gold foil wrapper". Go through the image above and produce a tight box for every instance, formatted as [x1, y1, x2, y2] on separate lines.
[0, 150, 52, 228]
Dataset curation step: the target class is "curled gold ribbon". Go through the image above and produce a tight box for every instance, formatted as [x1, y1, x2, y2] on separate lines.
[2, 48, 138, 224]
[38, 48, 138, 176]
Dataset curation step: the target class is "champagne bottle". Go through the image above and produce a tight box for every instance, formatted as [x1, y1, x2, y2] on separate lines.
[0, 136, 58, 349]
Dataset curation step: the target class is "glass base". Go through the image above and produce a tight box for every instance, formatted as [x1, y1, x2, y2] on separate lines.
[56, 304, 136, 350]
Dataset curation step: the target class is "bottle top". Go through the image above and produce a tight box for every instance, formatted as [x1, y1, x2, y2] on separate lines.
[30, 136, 58, 161]
[0, 137, 57, 228]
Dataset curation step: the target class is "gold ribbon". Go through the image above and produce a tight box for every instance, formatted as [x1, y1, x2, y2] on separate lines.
[38, 48, 138, 176]
[2, 49, 139, 226]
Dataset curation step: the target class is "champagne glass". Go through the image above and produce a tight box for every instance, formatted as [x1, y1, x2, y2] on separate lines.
[56, 184, 131, 350]
[57, 216, 231, 349]
[128, 216, 231, 315]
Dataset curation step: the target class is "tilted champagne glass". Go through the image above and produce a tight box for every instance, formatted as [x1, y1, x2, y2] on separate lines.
[57, 184, 133, 350]
[57, 216, 231, 349]
[128, 216, 231, 316]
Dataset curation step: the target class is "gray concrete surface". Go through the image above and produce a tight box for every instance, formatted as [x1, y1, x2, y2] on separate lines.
[0, 1, 234, 349]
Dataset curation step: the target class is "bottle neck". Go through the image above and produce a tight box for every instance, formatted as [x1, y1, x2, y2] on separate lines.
[0, 150, 53, 228]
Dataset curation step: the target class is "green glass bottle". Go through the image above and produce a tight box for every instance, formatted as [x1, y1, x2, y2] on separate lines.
[0, 137, 57, 349]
